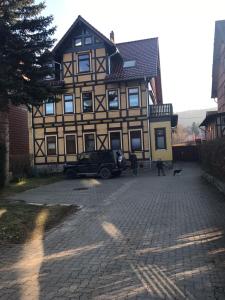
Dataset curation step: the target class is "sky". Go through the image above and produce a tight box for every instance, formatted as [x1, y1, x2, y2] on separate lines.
[42, 0, 225, 113]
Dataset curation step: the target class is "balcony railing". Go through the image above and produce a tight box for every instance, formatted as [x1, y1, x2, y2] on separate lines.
[149, 104, 173, 118]
[46, 80, 64, 87]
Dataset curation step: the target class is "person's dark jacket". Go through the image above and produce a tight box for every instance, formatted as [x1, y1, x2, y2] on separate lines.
[129, 153, 137, 169]
[156, 160, 164, 169]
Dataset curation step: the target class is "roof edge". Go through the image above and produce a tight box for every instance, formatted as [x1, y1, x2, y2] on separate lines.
[116, 37, 158, 46]
[52, 15, 116, 55]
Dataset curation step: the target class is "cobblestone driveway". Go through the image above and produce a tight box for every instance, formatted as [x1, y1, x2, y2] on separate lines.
[1, 164, 225, 299]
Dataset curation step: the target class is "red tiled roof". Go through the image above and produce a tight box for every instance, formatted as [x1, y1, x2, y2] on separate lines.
[106, 38, 159, 82]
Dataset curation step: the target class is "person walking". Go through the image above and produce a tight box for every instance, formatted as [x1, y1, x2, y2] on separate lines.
[156, 158, 165, 176]
[129, 151, 138, 176]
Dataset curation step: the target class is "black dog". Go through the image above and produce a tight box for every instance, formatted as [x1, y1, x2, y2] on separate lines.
[173, 169, 182, 176]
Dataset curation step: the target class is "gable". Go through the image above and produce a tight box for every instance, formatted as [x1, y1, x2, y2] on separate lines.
[53, 15, 116, 58]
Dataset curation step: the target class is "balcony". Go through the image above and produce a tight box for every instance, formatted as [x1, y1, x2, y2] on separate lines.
[149, 104, 178, 127]
[149, 104, 173, 117]
[45, 79, 64, 87]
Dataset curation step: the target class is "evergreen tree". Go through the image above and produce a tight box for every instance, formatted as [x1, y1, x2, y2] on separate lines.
[191, 122, 199, 136]
[0, 0, 63, 111]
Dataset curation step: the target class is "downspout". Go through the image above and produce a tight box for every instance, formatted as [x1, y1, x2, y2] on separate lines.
[108, 48, 119, 74]
[145, 78, 152, 168]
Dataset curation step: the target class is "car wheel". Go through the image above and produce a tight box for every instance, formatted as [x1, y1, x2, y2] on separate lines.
[116, 170, 122, 176]
[99, 167, 111, 179]
[112, 170, 121, 177]
[65, 169, 77, 179]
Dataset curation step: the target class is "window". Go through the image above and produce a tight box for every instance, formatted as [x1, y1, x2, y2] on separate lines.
[64, 94, 74, 114]
[110, 132, 121, 150]
[45, 98, 55, 115]
[84, 134, 95, 151]
[83, 28, 89, 35]
[123, 60, 136, 68]
[82, 92, 93, 112]
[128, 88, 139, 108]
[46, 136, 57, 155]
[65, 135, 76, 154]
[75, 38, 82, 47]
[130, 130, 142, 151]
[155, 128, 167, 150]
[78, 53, 90, 73]
[108, 90, 119, 110]
[84, 37, 92, 45]
[95, 37, 101, 44]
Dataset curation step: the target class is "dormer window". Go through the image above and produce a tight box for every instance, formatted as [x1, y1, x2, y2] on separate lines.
[123, 60, 136, 68]
[75, 38, 82, 47]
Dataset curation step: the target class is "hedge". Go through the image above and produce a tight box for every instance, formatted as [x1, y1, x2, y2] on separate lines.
[200, 138, 225, 181]
[0, 143, 6, 187]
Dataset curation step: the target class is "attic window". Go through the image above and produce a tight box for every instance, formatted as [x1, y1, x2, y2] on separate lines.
[84, 37, 92, 45]
[75, 38, 82, 47]
[123, 60, 136, 68]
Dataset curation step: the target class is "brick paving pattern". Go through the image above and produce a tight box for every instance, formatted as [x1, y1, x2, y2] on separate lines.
[0, 163, 225, 299]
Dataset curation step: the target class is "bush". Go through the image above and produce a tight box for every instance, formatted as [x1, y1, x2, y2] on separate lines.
[0, 143, 6, 187]
[200, 138, 225, 180]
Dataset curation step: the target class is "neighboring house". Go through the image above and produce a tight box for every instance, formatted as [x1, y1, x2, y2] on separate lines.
[30, 15, 177, 169]
[200, 20, 225, 139]
[0, 105, 29, 176]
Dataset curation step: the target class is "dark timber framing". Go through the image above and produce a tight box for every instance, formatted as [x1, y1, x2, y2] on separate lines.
[31, 15, 171, 167]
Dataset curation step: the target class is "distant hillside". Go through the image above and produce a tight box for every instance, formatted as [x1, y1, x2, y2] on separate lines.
[176, 108, 217, 127]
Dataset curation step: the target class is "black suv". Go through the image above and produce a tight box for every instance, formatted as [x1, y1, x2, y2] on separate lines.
[64, 150, 126, 179]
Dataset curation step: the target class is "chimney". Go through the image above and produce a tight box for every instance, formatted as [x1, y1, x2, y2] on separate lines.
[110, 31, 115, 43]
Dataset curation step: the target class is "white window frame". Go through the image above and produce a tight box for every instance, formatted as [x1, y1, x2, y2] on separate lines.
[127, 86, 140, 109]
[81, 91, 94, 113]
[45, 135, 58, 156]
[108, 130, 122, 150]
[64, 134, 77, 155]
[63, 94, 75, 114]
[83, 132, 96, 152]
[77, 51, 92, 74]
[107, 89, 120, 110]
[129, 129, 143, 151]
[44, 100, 55, 116]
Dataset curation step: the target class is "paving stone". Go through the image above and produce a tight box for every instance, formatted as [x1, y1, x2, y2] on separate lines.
[0, 164, 225, 299]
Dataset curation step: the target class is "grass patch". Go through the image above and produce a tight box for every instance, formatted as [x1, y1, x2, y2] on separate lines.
[0, 201, 78, 244]
[0, 175, 64, 198]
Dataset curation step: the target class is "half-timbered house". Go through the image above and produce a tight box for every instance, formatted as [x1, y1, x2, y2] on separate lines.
[30, 15, 177, 170]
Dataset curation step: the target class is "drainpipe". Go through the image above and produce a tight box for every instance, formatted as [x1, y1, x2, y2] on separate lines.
[145, 78, 152, 168]
[108, 48, 119, 74]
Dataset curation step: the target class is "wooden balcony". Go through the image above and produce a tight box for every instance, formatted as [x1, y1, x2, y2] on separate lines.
[149, 104, 173, 118]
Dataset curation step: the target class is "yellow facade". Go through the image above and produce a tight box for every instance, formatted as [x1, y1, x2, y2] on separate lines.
[150, 121, 173, 161]
[30, 20, 175, 169]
